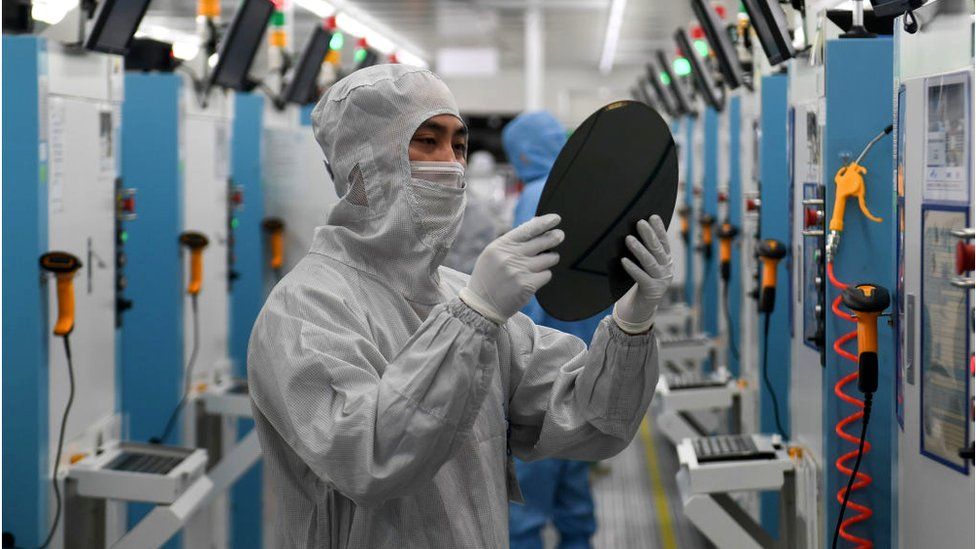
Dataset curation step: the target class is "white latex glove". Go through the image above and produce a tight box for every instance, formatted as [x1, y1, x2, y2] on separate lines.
[460, 214, 564, 324]
[613, 214, 674, 334]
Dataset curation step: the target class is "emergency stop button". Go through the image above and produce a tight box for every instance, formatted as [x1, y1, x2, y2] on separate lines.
[956, 241, 975, 275]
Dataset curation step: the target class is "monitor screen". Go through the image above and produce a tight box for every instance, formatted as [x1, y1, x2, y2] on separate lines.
[84, 0, 154, 54]
[674, 28, 724, 111]
[655, 50, 696, 117]
[741, 0, 795, 66]
[644, 62, 677, 118]
[691, 0, 744, 90]
[210, 0, 276, 91]
[284, 26, 332, 105]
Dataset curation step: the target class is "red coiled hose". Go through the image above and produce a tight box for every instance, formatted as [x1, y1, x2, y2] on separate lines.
[827, 262, 873, 549]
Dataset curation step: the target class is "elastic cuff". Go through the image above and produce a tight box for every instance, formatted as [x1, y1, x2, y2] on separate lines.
[612, 303, 655, 335]
[458, 288, 507, 325]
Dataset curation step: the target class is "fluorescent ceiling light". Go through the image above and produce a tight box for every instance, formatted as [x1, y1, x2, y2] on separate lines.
[135, 24, 202, 60]
[598, 0, 627, 75]
[395, 49, 428, 68]
[293, 0, 336, 18]
[31, 0, 78, 24]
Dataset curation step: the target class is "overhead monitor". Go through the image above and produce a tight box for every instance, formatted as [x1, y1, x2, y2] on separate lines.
[655, 50, 696, 117]
[84, 0, 154, 54]
[869, 0, 924, 16]
[210, 0, 276, 91]
[690, 0, 745, 89]
[644, 62, 678, 118]
[674, 28, 724, 111]
[740, 0, 795, 66]
[283, 26, 333, 105]
[535, 101, 679, 321]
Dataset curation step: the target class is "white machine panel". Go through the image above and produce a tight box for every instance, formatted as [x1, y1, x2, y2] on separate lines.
[895, 3, 975, 548]
[262, 106, 339, 277]
[181, 85, 234, 386]
[45, 42, 122, 476]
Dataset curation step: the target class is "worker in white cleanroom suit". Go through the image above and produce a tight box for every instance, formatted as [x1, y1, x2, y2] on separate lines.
[248, 64, 673, 548]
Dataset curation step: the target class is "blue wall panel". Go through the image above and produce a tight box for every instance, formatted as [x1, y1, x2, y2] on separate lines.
[727, 96, 743, 377]
[758, 73, 791, 535]
[120, 73, 185, 544]
[684, 117, 697, 306]
[823, 38, 895, 549]
[229, 92, 266, 549]
[2, 35, 50, 548]
[702, 108, 720, 338]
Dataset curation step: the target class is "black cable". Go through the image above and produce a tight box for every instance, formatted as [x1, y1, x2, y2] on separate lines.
[761, 313, 787, 439]
[832, 393, 873, 549]
[38, 335, 75, 549]
[152, 294, 200, 444]
[722, 282, 740, 362]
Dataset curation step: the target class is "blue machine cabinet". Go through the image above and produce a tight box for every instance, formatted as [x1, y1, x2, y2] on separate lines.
[822, 37, 895, 549]
[702, 108, 720, 340]
[758, 73, 792, 534]
[684, 117, 698, 307]
[229, 92, 265, 549]
[726, 96, 744, 377]
[2, 35, 50, 548]
[119, 72, 186, 545]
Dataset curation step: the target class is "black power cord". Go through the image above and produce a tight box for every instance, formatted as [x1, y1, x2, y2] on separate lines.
[832, 393, 873, 549]
[38, 335, 75, 549]
[761, 312, 787, 439]
[152, 294, 200, 444]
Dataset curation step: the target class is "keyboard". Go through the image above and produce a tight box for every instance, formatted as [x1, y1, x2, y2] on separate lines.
[666, 372, 728, 390]
[693, 435, 777, 463]
[106, 451, 184, 475]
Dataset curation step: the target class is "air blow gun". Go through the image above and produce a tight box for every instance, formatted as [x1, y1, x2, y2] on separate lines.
[825, 125, 892, 262]
[179, 231, 209, 296]
[39, 252, 83, 336]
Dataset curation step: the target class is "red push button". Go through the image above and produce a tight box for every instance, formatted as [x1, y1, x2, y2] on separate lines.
[804, 207, 822, 228]
[956, 241, 975, 275]
[746, 198, 761, 212]
[718, 191, 728, 203]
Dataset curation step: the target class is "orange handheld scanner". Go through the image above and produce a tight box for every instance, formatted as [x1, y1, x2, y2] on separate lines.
[179, 231, 209, 296]
[262, 217, 286, 271]
[699, 213, 716, 259]
[757, 239, 787, 313]
[841, 284, 890, 394]
[677, 206, 691, 245]
[826, 125, 891, 261]
[39, 252, 83, 336]
[718, 223, 739, 281]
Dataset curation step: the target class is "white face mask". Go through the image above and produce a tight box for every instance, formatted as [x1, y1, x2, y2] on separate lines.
[409, 161, 466, 189]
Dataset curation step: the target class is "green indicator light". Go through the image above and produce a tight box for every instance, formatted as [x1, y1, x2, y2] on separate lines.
[673, 57, 692, 77]
[355, 48, 367, 63]
[694, 39, 709, 57]
[271, 10, 285, 26]
[231, 218, 240, 230]
[329, 32, 344, 50]
[121, 231, 129, 243]
[659, 72, 671, 86]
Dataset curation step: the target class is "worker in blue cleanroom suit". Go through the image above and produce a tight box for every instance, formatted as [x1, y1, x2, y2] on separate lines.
[503, 111, 613, 549]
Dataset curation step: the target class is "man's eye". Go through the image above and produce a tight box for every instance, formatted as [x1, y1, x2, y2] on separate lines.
[414, 137, 437, 146]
